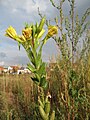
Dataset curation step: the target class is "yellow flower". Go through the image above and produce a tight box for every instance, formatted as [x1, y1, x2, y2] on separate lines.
[47, 26, 58, 38]
[22, 27, 32, 39]
[5, 26, 17, 39]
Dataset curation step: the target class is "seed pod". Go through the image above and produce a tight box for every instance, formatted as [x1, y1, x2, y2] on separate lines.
[38, 96, 44, 108]
[39, 106, 48, 120]
[50, 111, 55, 120]
[44, 101, 50, 115]
[38, 17, 46, 34]
[37, 29, 45, 39]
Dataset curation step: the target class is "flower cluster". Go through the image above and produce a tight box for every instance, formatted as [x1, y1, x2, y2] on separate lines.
[47, 25, 58, 38]
[5, 18, 58, 46]
[5, 17, 58, 88]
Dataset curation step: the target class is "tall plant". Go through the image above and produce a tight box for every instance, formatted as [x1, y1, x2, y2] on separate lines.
[38, 0, 90, 119]
[39, 0, 90, 61]
[5, 17, 58, 120]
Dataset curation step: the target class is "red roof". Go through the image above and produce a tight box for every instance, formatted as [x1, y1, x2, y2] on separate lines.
[10, 66, 19, 69]
[0, 66, 4, 71]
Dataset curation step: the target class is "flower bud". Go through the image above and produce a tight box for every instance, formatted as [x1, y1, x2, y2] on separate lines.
[47, 26, 58, 38]
[5, 26, 17, 39]
[22, 27, 32, 39]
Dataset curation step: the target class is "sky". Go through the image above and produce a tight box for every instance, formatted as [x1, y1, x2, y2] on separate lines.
[0, 0, 90, 66]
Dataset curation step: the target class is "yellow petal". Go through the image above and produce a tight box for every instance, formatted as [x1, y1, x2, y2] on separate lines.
[5, 26, 17, 39]
[47, 26, 58, 38]
[22, 27, 32, 39]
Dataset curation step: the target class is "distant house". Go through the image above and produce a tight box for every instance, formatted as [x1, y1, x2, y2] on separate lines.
[24, 68, 31, 74]
[0, 66, 4, 74]
[8, 66, 13, 73]
[3, 67, 8, 73]
[17, 67, 31, 74]
[17, 66, 24, 74]
[0, 65, 31, 74]
[8, 66, 20, 73]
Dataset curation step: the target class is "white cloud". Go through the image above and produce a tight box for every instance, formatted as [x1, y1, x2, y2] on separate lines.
[0, 61, 5, 66]
[1, 0, 50, 14]
[12, 8, 18, 13]
[0, 0, 90, 66]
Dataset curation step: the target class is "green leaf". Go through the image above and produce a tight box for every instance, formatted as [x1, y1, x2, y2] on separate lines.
[35, 73, 41, 81]
[27, 63, 36, 72]
[34, 38, 40, 49]
[32, 24, 36, 39]
[36, 45, 43, 69]
[35, 22, 39, 33]
[27, 48, 36, 66]
[38, 62, 46, 76]
[40, 77, 48, 89]
[31, 73, 41, 84]
[31, 77, 40, 85]
[18, 42, 21, 50]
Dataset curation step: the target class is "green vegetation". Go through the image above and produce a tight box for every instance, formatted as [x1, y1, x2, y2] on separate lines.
[0, 56, 90, 120]
[0, 0, 90, 120]
[38, 0, 90, 119]
[5, 17, 58, 120]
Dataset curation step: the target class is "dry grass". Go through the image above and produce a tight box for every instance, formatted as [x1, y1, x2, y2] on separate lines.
[0, 57, 90, 120]
[0, 74, 39, 120]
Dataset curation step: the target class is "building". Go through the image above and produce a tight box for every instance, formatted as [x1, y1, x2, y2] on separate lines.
[0, 65, 31, 74]
[0, 66, 4, 74]
[17, 67, 31, 74]
[3, 67, 8, 73]
[8, 66, 20, 73]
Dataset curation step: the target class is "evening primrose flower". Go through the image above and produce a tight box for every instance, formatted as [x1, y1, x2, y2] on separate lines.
[43, 25, 58, 44]
[5, 26, 17, 39]
[47, 25, 58, 38]
[22, 27, 32, 39]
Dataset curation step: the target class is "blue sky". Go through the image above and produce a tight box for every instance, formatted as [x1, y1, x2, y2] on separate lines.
[0, 0, 90, 66]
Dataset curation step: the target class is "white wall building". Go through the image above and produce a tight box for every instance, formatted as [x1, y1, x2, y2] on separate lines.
[17, 68, 31, 74]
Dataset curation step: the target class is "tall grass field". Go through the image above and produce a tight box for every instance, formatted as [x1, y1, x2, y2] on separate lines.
[0, 56, 90, 120]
